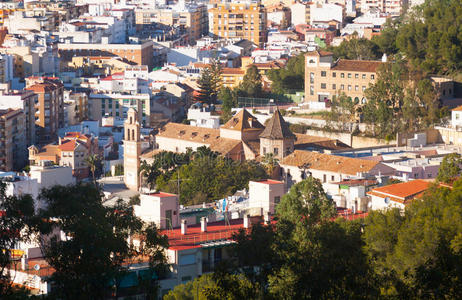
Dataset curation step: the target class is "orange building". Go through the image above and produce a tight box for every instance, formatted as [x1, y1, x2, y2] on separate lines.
[25, 77, 64, 143]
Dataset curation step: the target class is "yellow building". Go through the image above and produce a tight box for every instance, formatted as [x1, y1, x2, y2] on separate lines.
[221, 57, 286, 89]
[208, 1, 267, 47]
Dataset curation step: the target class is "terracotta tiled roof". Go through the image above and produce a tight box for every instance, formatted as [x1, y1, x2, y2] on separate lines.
[221, 109, 264, 131]
[58, 140, 77, 151]
[222, 68, 245, 75]
[332, 59, 383, 73]
[280, 150, 381, 175]
[260, 109, 295, 139]
[294, 135, 351, 151]
[156, 123, 242, 156]
[453, 105, 462, 111]
[366, 179, 431, 203]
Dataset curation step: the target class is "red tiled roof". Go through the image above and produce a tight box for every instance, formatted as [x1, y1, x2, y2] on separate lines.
[367, 179, 431, 203]
[332, 59, 383, 73]
[58, 140, 76, 151]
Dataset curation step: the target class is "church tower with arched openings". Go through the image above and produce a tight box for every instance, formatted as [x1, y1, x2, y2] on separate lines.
[124, 108, 141, 190]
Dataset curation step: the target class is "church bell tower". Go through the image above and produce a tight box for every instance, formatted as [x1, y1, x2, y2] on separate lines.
[124, 108, 141, 190]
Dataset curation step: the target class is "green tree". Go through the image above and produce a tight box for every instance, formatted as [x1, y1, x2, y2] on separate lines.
[268, 52, 305, 94]
[327, 35, 381, 60]
[276, 177, 336, 225]
[395, 0, 462, 74]
[436, 153, 462, 183]
[86, 154, 102, 185]
[195, 60, 222, 104]
[0, 182, 38, 298]
[37, 184, 169, 299]
[239, 65, 263, 98]
[219, 87, 238, 123]
[325, 93, 356, 132]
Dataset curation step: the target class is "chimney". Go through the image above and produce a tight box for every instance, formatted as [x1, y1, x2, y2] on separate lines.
[201, 217, 207, 232]
[181, 220, 187, 235]
[264, 211, 271, 224]
[243, 214, 250, 228]
[21, 256, 27, 271]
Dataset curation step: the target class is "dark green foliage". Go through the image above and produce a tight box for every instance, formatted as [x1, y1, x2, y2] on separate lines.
[363, 180, 462, 298]
[37, 184, 169, 300]
[195, 60, 222, 104]
[361, 59, 441, 138]
[327, 35, 382, 60]
[0, 182, 38, 297]
[436, 153, 462, 183]
[268, 53, 305, 94]
[239, 65, 263, 98]
[142, 148, 267, 205]
[219, 87, 238, 123]
[395, 0, 462, 74]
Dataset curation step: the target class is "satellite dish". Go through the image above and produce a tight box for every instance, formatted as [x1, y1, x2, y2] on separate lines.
[384, 197, 390, 204]
[33, 264, 40, 271]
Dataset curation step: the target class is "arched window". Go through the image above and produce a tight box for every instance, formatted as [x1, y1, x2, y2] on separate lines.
[127, 129, 130, 141]
[361, 97, 367, 104]
[132, 129, 135, 140]
[354, 97, 359, 104]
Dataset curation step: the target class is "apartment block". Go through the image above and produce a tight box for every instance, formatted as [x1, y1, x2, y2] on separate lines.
[0, 109, 26, 171]
[208, 1, 267, 47]
[0, 89, 37, 147]
[304, 51, 383, 104]
[58, 41, 154, 69]
[135, 3, 208, 43]
[360, 0, 408, 15]
[25, 77, 64, 144]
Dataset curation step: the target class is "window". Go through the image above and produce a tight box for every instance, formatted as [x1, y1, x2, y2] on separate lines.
[340, 84, 344, 90]
[371, 74, 375, 79]
[274, 196, 281, 204]
[274, 148, 279, 155]
[332, 84, 336, 90]
[323, 174, 326, 183]
[332, 72, 336, 78]
[310, 72, 314, 84]
[348, 85, 352, 91]
[340, 73, 345, 78]
[355, 74, 359, 79]
[321, 83, 326, 89]
[362, 74, 366, 79]
[362, 86, 366, 91]
[348, 73, 352, 78]
[321, 71, 327, 77]
[310, 85, 314, 95]
[263, 147, 266, 155]
[331, 175, 335, 181]
[457, 113, 460, 120]
[355, 85, 359, 91]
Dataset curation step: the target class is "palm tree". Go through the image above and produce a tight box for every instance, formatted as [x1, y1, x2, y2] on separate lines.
[86, 154, 101, 185]
[263, 153, 279, 178]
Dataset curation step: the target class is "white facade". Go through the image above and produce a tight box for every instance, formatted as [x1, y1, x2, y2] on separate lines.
[290, 3, 308, 26]
[187, 108, 220, 129]
[370, 194, 405, 211]
[451, 109, 462, 129]
[134, 192, 180, 229]
[248, 180, 285, 215]
[310, 3, 344, 26]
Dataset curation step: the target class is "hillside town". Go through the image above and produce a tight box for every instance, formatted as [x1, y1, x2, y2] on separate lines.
[1, 0, 462, 298]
